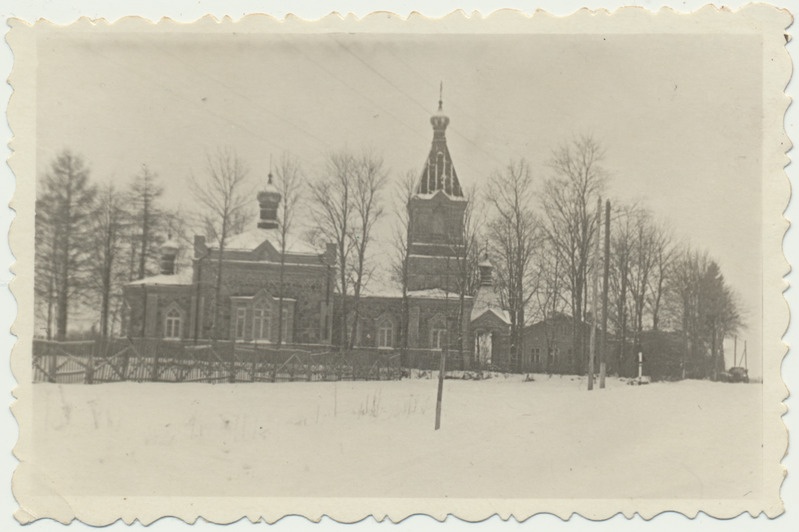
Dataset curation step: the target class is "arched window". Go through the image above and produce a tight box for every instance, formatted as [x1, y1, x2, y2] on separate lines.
[235, 307, 247, 340]
[164, 307, 182, 340]
[436, 152, 445, 189]
[377, 319, 394, 349]
[253, 301, 271, 341]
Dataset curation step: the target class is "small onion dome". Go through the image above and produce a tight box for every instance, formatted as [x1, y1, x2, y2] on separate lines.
[257, 172, 281, 204]
[430, 106, 450, 130]
[430, 90, 450, 130]
[161, 238, 180, 255]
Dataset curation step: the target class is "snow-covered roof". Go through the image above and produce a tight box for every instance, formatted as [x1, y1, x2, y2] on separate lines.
[471, 307, 511, 325]
[412, 192, 468, 202]
[359, 280, 468, 300]
[223, 228, 318, 254]
[470, 283, 510, 324]
[127, 268, 193, 287]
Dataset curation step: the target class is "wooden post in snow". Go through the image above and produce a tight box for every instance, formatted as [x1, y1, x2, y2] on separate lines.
[733, 335, 738, 367]
[600, 199, 610, 389]
[435, 344, 446, 430]
[588, 197, 601, 390]
[744, 340, 748, 370]
[638, 351, 643, 381]
[435, 256, 451, 430]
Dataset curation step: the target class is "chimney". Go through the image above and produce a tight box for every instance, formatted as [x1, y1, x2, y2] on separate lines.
[257, 172, 281, 230]
[159, 237, 180, 275]
[323, 242, 337, 266]
[479, 254, 493, 287]
[193, 235, 207, 259]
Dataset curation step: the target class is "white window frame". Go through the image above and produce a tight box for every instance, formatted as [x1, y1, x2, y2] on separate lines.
[164, 307, 182, 340]
[280, 306, 291, 343]
[235, 307, 247, 340]
[253, 303, 271, 342]
[431, 326, 446, 349]
[377, 320, 394, 349]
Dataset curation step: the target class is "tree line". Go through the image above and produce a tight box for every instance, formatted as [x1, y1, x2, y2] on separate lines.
[482, 135, 743, 379]
[35, 137, 742, 380]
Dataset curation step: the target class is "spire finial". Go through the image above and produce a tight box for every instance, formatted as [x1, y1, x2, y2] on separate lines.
[438, 81, 443, 111]
[268, 154, 273, 184]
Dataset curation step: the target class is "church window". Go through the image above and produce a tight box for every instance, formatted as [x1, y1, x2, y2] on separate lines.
[235, 307, 247, 340]
[430, 316, 447, 349]
[436, 152, 445, 189]
[253, 302, 271, 341]
[280, 305, 291, 342]
[164, 307, 182, 340]
[377, 319, 394, 348]
[432, 211, 445, 236]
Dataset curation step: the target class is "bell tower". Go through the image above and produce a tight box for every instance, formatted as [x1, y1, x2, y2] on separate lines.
[407, 87, 468, 292]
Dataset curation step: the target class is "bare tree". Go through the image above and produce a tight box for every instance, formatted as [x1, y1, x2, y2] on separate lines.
[274, 152, 304, 346]
[191, 147, 251, 340]
[608, 203, 637, 375]
[88, 183, 129, 337]
[542, 135, 606, 374]
[309, 152, 356, 351]
[647, 223, 674, 331]
[390, 170, 418, 363]
[36, 150, 97, 340]
[128, 165, 164, 280]
[532, 238, 567, 372]
[627, 209, 659, 352]
[451, 184, 483, 364]
[347, 151, 389, 349]
[487, 159, 541, 372]
[666, 247, 741, 379]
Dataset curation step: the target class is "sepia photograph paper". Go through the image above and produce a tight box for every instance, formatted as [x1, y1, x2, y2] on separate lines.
[2, 2, 793, 528]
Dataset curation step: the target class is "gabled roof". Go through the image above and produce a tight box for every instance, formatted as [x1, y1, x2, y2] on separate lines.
[470, 282, 510, 324]
[127, 268, 193, 287]
[359, 279, 468, 300]
[471, 307, 511, 325]
[223, 227, 317, 254]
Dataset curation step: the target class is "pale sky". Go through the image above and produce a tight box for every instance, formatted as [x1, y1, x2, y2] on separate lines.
[35, 31, 763, 374]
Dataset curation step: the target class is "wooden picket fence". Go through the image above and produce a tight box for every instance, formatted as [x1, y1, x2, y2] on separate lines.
[31, 338, 405, 384]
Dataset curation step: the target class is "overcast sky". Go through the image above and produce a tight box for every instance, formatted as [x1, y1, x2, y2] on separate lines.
[35, 31, 763, 373]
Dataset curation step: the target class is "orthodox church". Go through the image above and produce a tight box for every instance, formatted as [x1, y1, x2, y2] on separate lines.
[122, 96, 513, 369]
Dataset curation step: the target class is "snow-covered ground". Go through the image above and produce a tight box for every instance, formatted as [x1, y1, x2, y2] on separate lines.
[27, 374, 763, 500]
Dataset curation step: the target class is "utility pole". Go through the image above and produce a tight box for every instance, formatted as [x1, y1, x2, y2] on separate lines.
[588, 197, 600, 390]
[744, 340, 748, 371]
[600, 199, 610, 389]
[733, 335, 738, 367]
[435, 252, 451, 430]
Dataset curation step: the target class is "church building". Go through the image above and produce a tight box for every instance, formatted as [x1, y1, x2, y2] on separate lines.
[122, 96, 512, 370]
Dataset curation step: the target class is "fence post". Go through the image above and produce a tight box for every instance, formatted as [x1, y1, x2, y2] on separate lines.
[86, 339, 98, 385]
[121, 340, 130, 381]
[48, 346, 57, 383]
[229, 343, 236, 383]
[152, 341, 160, 382]
[250, 344, 258, 382]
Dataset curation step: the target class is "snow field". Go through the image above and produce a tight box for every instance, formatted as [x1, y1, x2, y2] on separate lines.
[29, 375, 763, 499]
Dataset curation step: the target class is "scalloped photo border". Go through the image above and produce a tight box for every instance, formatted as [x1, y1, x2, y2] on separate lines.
[5, 5, 792, 524]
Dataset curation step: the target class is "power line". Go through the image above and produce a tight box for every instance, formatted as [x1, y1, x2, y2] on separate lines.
[80, 44, 296, 157]
[152, 44, 334, 153]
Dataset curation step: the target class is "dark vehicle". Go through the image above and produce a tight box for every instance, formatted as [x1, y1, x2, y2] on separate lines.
[721, 367, 749, 383]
